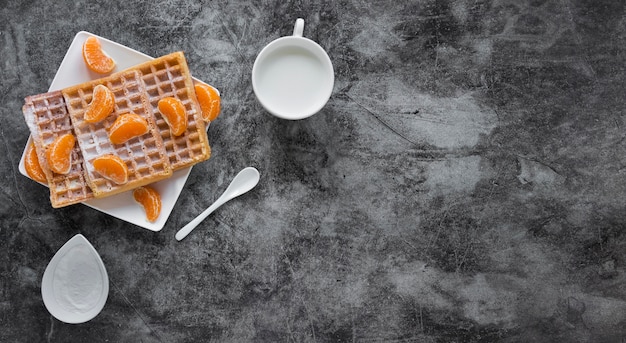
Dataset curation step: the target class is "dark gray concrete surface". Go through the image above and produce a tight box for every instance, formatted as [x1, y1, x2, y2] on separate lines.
[1, 0, 625, 342]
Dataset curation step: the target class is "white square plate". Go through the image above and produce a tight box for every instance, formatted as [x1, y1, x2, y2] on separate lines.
[19, 31, 213, 232]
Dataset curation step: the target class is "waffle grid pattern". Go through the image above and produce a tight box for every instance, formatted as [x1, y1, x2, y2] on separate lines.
[22, 51, 211, 207]
[136, 53, 210, 170]
[63, 70, 172, 198]
[22, 91, 94, 207]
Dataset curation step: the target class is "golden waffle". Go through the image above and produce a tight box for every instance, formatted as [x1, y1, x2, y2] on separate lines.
[22, 91, 94, 207]
[62, 70, 173, 198]
[135, 52, 211, 170]
[22, 51, 212, 207]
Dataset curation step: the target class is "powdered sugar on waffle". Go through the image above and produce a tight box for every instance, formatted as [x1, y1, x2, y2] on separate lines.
[63, 70, 172, 198]
[22, 91, 94, 207]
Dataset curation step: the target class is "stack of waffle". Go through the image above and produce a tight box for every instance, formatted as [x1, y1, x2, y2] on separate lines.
[22, 52, 211, 208]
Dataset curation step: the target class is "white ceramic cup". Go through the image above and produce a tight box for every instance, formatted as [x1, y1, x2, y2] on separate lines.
[252, 18, 334, 120]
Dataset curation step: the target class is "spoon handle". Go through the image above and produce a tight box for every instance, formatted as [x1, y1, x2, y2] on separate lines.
[175, 196, 228, 241]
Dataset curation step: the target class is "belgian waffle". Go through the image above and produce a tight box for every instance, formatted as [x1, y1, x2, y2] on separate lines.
[62, 69, 173, 198]
[22, 91, 94, 207]
[22, 51, 212, 207]
[134, 52, 211, 170]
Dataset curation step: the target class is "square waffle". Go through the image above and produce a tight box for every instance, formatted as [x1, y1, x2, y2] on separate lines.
[62, 69, 173, 198]
[134, 52, 211, 170]
[22, 91, 94, 207]
[22, 51, 212, 207]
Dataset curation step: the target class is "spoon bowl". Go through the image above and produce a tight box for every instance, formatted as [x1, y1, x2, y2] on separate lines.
[175, 167, 260, 241]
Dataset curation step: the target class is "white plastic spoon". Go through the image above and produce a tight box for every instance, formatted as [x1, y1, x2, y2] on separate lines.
[176, 167, 260, 241]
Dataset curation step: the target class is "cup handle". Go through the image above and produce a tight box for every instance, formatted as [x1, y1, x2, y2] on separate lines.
[293, 18, 304, 37]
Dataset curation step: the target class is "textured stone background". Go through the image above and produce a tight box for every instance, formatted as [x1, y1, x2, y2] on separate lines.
[2, 0, 626, 342]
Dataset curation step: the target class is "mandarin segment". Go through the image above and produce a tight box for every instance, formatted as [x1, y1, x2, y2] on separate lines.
[92, 154, 128, 185]
[157, 97, 188, 136]
[25, 142, 47, 183]
[85, 84, 115, 123]
[195, 83, 221, 122]
[133, 186, 162, 222]
[82, 36, 116, 74]
[46, 133, 75, 175]
[108, 113, 149, 145]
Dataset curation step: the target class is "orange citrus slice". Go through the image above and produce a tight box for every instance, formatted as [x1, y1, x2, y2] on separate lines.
[85, 84, 115, 123]
[82, 36, 116, 74]
[46, 133, 75, 175]
[133, 186, 161, 222]
[194, 83, 221, 122]
[157, 97, 187, 136]
[93, 154, 128, 184]
[108, 113, 149, 145]
[25, 142, 47, 183]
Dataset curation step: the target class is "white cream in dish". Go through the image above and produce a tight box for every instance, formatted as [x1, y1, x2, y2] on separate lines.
[52, 244, 104, 312]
